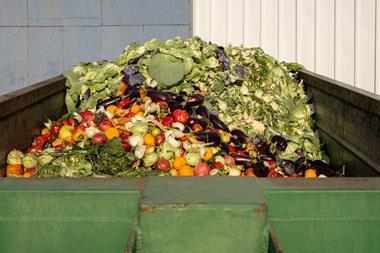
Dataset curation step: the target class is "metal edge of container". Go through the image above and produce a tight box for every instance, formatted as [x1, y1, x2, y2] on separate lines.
[0, 75, 66, 120]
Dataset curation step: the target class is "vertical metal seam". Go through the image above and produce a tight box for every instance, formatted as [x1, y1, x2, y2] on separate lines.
[374, 0, 377, 93]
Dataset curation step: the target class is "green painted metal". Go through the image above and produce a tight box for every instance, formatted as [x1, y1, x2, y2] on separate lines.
[261, 178, 380, 253]
[0, 178, 143, 253]
[139, 177, 269, 253]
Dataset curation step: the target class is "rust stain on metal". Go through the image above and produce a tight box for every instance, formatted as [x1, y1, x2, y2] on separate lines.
[172, 203, 189, 209]
[140, 205, 156, 213]
[133, 178, 147, 190]
[253, 203, 267, 214]
[269, 231, 284, 253]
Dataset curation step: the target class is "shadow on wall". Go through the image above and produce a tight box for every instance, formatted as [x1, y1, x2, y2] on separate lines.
[0, 0, 192, 95]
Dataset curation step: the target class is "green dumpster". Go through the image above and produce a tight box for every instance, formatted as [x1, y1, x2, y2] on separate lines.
[0, 70, 379, 252]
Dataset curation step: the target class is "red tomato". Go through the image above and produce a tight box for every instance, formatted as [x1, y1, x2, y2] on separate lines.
[67, 118, 76, 127]
[155, 133, 165, 145]
[212, 161, 225, 171]
[118, 98, 131, 109]
[236, 150, 246, 157]
[172, 109, 189, 124]
[160, 116, 173, 127]
[50, 125, 60, 137]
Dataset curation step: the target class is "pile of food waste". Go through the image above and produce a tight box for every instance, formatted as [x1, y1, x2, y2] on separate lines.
[4, 37, 340, 178]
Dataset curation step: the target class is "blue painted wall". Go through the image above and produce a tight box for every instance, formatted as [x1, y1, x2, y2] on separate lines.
[0, 0, 192, 95]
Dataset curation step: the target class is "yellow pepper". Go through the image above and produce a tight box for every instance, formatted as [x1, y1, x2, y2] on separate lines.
[105, 127, 120, 140]
[58, 125, 74, 139]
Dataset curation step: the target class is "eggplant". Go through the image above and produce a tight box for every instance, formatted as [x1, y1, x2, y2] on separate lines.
[194, 132, 221, 145]
[168, 101, 184, 112]
[220, 142, 230, 154]
[96, 96, 121, 109]
[196, 105, 209, 118]
[230, 129, 251, 144]
[125, 90, 140, 100]
[253, 162, 269, 177]
[232, 155, 254, 166]
[308, 160, 336, 177]
[230, 134, 241, 145]
[186, 117, 209, 130]
[271, 135, 288, 151]
[209, 114, 230, 132]
[186, 94, 205, 107]
[146, 89, 171, 102]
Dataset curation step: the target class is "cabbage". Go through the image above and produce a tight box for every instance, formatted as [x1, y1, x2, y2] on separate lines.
[22, 153, 38, 169]
[37, 154, 54, 166]
[130, 122, 148, 136]
[7, 149, 24, 165]
[143, 152, 159, 167]
[184, 152, 201, 167]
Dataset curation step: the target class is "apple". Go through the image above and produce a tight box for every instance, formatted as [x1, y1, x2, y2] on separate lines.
[224, 155, 235, 165]
[194, 162, 210, 176]
[92, 133, 107, 144]
[155, 159, 171, 172]
[98, 120, 113, 132]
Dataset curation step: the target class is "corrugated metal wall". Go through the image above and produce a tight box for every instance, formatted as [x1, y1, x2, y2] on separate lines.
[193, 0, 380, 94]
[0, 0, 192, 95]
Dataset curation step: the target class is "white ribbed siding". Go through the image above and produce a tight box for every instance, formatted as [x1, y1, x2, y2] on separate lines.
[193, 0, 380, 94]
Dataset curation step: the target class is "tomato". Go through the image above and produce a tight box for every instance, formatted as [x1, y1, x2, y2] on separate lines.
[50, 125, 61, 137]
[172, 109, 189, 124]
[211, 161, 225, 171]
[268, 169, 281, 177]
[67, 118, 77, 127]
[27, 144, 43, 153]
[118, 98, 131, 109]
[123, 142, 131, 152]
[229, 145, 236, 154]
[120, 133, 129, 142]
[160, 116, 173, 127]
[236, 150, 246, 157]
[155, 133, 165, 145]
[180, 136, 189, 142]
[33, 135, 49, 146]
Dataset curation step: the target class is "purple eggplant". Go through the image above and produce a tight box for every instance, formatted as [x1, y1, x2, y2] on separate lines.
[194, 132, 221, 145]
[271, 135, 288, 152]
[196, 105, 209, 118]
[96, 96, 121, 109]
[125, 90, 140, 100]
[147, 89, 171, 102]
[230, 134, 241, 145]
[186, 117, 209, 130]
[232, 155, 254, 166]
[209, 114, 230, 132]
[230, 129, 251, 144]
[253, 162, 269, 177]
[168, 101, 184, 112]
[186, 94, 205, 107]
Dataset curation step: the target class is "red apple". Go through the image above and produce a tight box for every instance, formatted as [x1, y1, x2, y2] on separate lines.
[194, 162, 210, 176]
[98, 120, 113, 132]
[224, 155, 235, 165]
[92, 133, 107, 144]
[155, 159, 171, 172]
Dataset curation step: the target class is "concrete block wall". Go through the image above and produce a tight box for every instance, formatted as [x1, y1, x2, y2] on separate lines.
[0, 0, 192, 95]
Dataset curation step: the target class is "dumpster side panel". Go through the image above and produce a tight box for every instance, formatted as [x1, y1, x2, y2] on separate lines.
[0, 190, 140, 253]
[138, 177, 269, 253]
[264, 190, 380, 253]
[299, 69, 380, 176]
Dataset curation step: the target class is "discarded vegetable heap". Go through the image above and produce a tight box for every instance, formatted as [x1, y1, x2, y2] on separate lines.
[5, 37, 340, 178]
